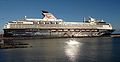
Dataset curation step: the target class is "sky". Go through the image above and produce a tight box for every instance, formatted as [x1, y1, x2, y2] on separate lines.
[0, 0, 120, 33]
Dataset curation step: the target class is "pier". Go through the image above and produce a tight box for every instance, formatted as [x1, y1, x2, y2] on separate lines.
[111, 34, 120, 37]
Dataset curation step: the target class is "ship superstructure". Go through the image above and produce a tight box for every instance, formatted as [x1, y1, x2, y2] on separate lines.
[3, 11, 114, 37]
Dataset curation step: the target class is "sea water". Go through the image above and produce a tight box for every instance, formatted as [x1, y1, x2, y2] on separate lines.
[0, 37, 120, 62]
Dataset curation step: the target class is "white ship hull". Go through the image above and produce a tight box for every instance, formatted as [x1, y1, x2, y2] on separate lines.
[3, 29, 114, 37]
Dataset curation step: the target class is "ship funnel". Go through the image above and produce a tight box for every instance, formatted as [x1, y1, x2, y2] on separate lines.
[42, 10, 56, 19]
[42, 11, 49, 13]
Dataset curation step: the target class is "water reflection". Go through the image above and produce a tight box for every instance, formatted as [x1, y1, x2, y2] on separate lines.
[0, 37, 117, 62]
[64, 38, 82, 62]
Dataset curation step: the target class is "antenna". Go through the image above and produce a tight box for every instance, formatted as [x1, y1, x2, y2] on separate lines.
[25, 16, 27, 19]
[83, 17, 86, 22]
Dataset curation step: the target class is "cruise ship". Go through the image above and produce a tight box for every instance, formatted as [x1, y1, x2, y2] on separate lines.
[3, 11, 114, 37]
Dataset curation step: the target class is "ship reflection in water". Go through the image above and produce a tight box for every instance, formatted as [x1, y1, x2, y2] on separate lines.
[64, 38, 82, 62]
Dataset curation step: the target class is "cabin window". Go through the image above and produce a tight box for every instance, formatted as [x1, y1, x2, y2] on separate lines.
[45, 22, 49, 24]
[56, 22, 59, 24]
[9, 22, 16, 23]
[51, 22, 56, 24]
[17, 22, 23, 24]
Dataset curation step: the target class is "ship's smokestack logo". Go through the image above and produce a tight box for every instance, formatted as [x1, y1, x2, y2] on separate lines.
[42, 11, 56, 19]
